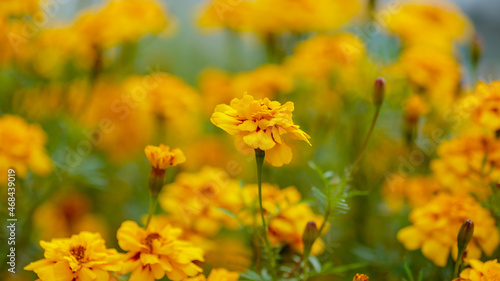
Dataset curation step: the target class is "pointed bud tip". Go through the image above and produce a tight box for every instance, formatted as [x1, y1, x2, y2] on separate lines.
[302, 221, 319, 257]
[373, 77, 386, 107]
[457, 220, 474, 250]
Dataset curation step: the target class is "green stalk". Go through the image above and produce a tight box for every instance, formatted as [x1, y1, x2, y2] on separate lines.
[255, 149, 276, 277]
[145, 192, 158, 229]
[353, 105, 381, 168]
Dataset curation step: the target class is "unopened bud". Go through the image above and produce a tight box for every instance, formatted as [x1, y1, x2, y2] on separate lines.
[457, 220, 474, 251]
[302, 221, 318, 258]
[373, 77, 385, 107]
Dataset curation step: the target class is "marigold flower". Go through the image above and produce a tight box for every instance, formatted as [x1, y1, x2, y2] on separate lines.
[382, 176, 443, 212]
[239, 184, 324, 255]
[117, 220, 204, 281]
[404, 94, 430, 125]
[24, 232, 122, 281]
[431, 133, 500, 198]
[397, 193, 499, 267]
[145, 144, 186, 171]
[385, 1, 471, 50]
[0, 114, 52, 184]
[184, 268, 240, 281]
[210, 93, 311, 167]
[470, 80, 500, 131]
[159, 166, 243, 236]
[353, 274, 369, 281]
[460, 259, 500, 280]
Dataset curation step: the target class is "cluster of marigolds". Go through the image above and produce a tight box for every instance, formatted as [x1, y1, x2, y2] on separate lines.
[1, 0, 500, 280]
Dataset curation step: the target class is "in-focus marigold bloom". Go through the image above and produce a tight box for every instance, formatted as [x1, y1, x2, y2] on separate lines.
[385, 1, 471, 50]
[353, 273, 369, 281]
[184, 268, 240, 281]
[460, 259, 500, 280]
[397, 193, 499, 267]
[211, 93, 311, 167]
[198, 0, 359, 35]
[431, 133, 500, 198]
[159, 166, 243, 236]
[470, 80, 500, 131]
[239, 184, 324, 255]
[382, 176, 443, 211]
[0, 114, 52, 184]
[117, 220, 204, 281]
[398, 46, 460, 107]
[74, 0, 174, 49]
[24, 232, 122, 281]
[145, 144, 186, 171]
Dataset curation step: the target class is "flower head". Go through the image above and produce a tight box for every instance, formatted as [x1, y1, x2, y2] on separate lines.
[210, 93, 311, 166]
[24, 232, 122, 281]
[353, 274, 369, 281]
[460, 259, 500, 280]
[117, 220, 204, 281]
[397, 193, 499, 267]
[471, 80, 500, 131]
[184, 268, 240, 281]
[145, 144, 186, 171]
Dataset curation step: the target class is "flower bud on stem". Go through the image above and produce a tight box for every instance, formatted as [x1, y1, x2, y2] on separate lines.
[145, 167, 166, 228]
[454, 220, 474, 278]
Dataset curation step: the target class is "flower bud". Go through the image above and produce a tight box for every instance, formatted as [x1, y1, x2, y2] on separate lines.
[457, 220, 474, 251]
[471, 34, 483, 68]
[302, 221, 318, 258]
[148, 167, 166, 196]
[373, 77, 385, 107]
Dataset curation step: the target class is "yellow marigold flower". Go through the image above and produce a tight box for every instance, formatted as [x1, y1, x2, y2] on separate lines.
[184, 268, 240, 281]
[285, 33, 365, 83]
[210, 93, 311, 167]
[24, 232, 122, 281]
[74, 0, 174, 49]
[385, 1, 471, 50]
[0, 114, 51, 184]
[145, 144, 185, 171]
[397, 193, 499, 267]
[117, 220, 204, 281]
[198, 0, 359, 35]
[159, 166, 243, 236]
[460, 259, 500, 280]
[470, 80, 500, 131]
[239, 184, 324, 255]
[431, 133, 500, 198]
[399, 46, 460, 107]
[0, 0, 39, 18]
[353, 274, 369, 281]
[382, 176, 443, 212]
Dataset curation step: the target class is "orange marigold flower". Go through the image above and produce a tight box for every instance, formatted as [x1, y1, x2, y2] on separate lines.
[460, 259, 500, 280]
[397, 193, 499, 267]
[353, 273, 369, 281]
[145, 144, 186, 171]
[210, 93, 311, 167]
[470, 80, 500, 131]
[117, 220, 204, 281]
[24, 232, 122, 281]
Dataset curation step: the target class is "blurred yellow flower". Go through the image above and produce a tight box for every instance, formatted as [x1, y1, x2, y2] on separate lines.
[74, 0, 174, 49]
[145, 144, 185, 171]
[184, 268, 240, 281]
[397, 193, 499, 267]
[382, 176, 443, 212]
[385, 1, 471, 50]
[398, 46, 461, 107]
[0, 0, 39, 18]
[240, 184, 324, 255]
[404, 94, 430, 125]
[431, 133, 500, 198]
[204, 237, 252, 273]
[0, 114, 51, 184]
[460, 259, 500, 280]
[117, 220, 204, 281]
[198, 0, 359, 35]
[470, 80, 500, 131]
[159, 166, 243, 236]
[24, 232, 122, 281]
[353, 274, 369, 281]
[285, 33, 366, 83]
[211, 93, 311, 166]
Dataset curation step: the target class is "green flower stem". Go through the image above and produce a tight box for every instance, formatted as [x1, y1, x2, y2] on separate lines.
[353, 104, 382, 168]
[145, 191, 158, 229]
[453, 246, 466, 278]
[255, 149, 277, 277]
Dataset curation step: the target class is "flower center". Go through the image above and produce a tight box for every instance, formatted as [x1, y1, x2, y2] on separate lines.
[69, 245, 86, 262]
[144, 232, 161, 251]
